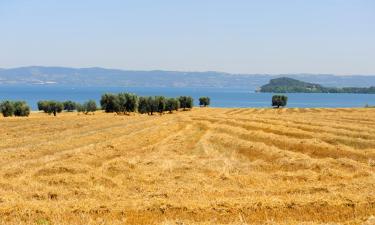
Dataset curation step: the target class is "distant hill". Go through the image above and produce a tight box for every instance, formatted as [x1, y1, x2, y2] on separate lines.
[259, 77, 375, 93]
[1, 66, 375, 90]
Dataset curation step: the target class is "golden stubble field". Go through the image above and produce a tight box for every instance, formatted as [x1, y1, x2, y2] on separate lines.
[0, 108, 375, 225]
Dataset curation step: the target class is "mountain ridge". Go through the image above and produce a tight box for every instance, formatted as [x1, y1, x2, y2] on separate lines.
[1, 66, 375, 90]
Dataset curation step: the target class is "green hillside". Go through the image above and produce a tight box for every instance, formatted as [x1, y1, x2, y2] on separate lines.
[259, 77, 375, 93]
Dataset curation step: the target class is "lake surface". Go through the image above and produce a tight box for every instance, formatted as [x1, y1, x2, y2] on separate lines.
[1, 85, 374, 110]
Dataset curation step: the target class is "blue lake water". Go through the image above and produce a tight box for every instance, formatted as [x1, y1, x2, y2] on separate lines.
[1, 85, 374, 110]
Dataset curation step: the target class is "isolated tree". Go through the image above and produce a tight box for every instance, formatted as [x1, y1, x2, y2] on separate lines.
[0, 100, 15, 117]
[199, 97, 210, 107]
[272, 95, 288, 108]
[165, 98, 180, 113]
[100, 93, 118, 113]
[178, 96, 194, 110]
[138, 96, 148, 114]
[63, 100, 77, 112]
[13, 101, 30, 117]
[82, 100, 97, 114]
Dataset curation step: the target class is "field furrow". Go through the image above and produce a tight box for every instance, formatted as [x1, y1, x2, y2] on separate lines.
[1, 108, 375, 225]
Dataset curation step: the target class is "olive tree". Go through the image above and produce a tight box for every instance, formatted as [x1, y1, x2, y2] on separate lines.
[124, 93, 138, 114]
[82, 100, 97, 114]
[165, 98, 180, 113]
[272, 95, 288, 108]
[116, 93, 138, 114]
[1, 101, 31, 117]
[37, 100, 64, 116]
[178, 96, 193, 110]
[199, 97, 210, 107]
[76, 103, 84, 114]
[147, 96, 158, 115]
[138, 96, 148, 114]
[37, 101, 47, 111]
[100, 93, 119, 113]
[63, 101, 77, 112]
[155, 96, 166, 114]
[0, 100, 15, 117]
[13, 101, 30, 117]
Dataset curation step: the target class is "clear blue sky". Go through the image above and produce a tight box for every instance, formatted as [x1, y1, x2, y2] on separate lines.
[1, 0, 374, 74]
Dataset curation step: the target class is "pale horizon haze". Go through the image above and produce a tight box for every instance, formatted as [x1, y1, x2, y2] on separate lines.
[1, 0, 374, 75]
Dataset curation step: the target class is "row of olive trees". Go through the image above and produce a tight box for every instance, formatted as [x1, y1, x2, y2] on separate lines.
[37, 100, 97, 116]
[100, 93, 195, 115]
[0, 100, 31, 117]
[137, 96, 180, 115]
[1, 93, 208, 117]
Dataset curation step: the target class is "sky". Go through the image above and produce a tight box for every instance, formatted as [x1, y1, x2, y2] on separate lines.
[0, 0, 374, 75]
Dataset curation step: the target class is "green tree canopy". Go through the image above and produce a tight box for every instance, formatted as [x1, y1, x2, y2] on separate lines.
[37, 100, 64, 116]
[100, 93, 119, 113]
[272, 95, 288, 108]
[63, 100, 77, 112]
[82, 100, 97, 114]
[165, 98, 180, 113]
[13, 101, 30, 117]
[178, 96, 194, 110]
[0, 100, 15, 117]
[199, 97, 210, 107]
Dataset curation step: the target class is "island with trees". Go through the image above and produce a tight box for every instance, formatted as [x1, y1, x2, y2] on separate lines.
[259, 77, 375, 93]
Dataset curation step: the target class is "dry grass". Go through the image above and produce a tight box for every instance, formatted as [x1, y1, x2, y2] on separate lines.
[0, 108, 374, 225]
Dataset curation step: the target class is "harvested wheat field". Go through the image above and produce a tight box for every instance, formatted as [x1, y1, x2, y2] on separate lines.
[0, 108, 375, 225]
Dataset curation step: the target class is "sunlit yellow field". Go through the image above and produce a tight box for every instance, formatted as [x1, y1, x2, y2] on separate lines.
[0, 108, 375, 225]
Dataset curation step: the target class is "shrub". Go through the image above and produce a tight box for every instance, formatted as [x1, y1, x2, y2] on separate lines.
[165, 98, 180, 113]
[82, 100, 97, 114]
[272, 95, 288, 108]
[100, 93, 119, 113]
[199, 97, 210, 107]
[178, 96, 193, 110]
[13, 101, 30, 117]
[0, 100, 15, 117]
[63, 101, 77, 112]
